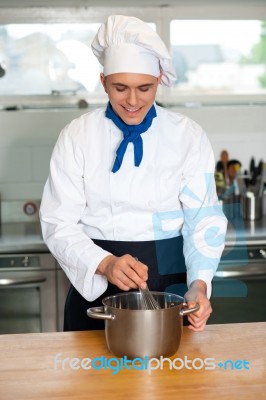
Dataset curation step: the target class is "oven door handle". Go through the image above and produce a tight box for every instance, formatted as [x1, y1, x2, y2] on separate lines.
[0, 277, 47, 286]
[215, 267, 266, 279]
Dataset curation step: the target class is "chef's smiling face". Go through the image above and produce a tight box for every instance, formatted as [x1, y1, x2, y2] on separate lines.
[100, 72, 161, 125]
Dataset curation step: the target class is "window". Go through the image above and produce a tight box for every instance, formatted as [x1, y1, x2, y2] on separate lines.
[0, 23, 103, 96]
[1, 12, 265, 105]
[170, 20, 266, 97]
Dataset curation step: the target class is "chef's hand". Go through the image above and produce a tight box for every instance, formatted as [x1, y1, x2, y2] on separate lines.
[184, 280, 212, 332]
[96, 255, 148, 291]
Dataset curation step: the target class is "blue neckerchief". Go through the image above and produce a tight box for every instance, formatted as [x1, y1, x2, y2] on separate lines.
[105, 102, 157, 173]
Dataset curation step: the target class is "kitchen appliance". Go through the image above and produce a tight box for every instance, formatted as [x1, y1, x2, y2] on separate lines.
[208, 244, 266, 324]
[0, 252, 70, 334]
[87, 291, 199, 359]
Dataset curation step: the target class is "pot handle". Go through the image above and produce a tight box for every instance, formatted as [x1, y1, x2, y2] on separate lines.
[180, 303, 200, 316]
[87, 306, 115, 321]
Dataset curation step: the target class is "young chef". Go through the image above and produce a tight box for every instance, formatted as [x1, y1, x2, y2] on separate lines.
[40, 15, 227, 332]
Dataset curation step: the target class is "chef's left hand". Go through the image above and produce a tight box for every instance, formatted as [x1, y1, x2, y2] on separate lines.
[184, 280, 212, 332]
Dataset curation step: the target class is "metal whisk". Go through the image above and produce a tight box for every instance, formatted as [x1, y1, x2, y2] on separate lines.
[139, 286, 161, 310]
[134, 257, 160, 310]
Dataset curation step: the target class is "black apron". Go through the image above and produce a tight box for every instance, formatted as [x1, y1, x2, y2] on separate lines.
[64, 235, 187, 331]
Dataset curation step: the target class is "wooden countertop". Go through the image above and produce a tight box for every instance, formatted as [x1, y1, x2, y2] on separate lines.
[0, 322, 265, 400]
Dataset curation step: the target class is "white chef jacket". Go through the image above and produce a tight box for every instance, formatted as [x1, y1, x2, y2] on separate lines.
[40, 104, 227, 301]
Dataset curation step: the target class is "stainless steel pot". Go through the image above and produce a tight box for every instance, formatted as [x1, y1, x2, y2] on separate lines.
[87, 291, 199, 359]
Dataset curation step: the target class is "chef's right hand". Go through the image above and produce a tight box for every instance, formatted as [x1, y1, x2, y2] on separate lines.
[96, 255, 148, 291]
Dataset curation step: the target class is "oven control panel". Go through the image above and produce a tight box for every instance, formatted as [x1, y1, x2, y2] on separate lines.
[0, 255, 40, 269]
[221, 245, 266, 264]
[249, 248, 266, 260]
[0, 253, 57, 270]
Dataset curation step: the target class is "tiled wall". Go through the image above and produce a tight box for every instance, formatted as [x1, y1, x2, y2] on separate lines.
[0, 109, 84, 201]
[0, 105, 265, 205]
[180, 105, 266, 172]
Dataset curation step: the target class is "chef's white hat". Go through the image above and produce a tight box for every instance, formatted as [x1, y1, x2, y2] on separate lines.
[91, 15, 177, 87]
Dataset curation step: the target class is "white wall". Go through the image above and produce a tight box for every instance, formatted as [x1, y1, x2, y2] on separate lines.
[175, 105, 266, 172]
[0, 104, 265, 201]
[0, 109, 83, 200]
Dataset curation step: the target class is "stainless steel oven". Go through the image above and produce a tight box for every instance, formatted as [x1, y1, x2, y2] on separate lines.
[0, 253, 70, 334]
[208, 244, 266, 324]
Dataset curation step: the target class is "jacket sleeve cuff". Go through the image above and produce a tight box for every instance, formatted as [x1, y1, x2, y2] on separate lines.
[187, 268, 214, 299]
